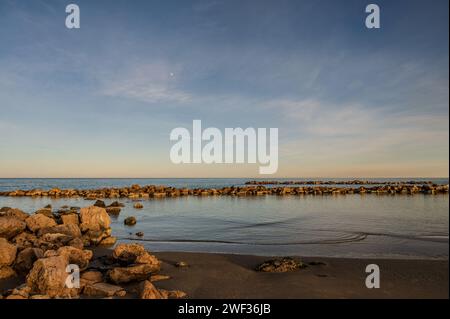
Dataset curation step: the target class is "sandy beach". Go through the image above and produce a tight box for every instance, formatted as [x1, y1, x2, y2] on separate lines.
[126, 251, 449, 299]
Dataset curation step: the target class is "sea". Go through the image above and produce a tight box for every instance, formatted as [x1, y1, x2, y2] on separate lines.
[0, 178, 448, 259]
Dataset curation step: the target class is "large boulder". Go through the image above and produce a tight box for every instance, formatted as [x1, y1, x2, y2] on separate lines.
[0, 238, 17, 266]
[14, 247, 44, 274]
[53, 246, 93, 271]
[79, 206, 110, 232]
[107, 264, 160, 284]
[112, 243, 146, 264]
[61, 214, 79, 225]
[0, 216, 26, 239]
[26, 214, 57, 233]
[26, 255, 78, 298]
[0, 208, 29, 221]
[38, 224, 81, 238]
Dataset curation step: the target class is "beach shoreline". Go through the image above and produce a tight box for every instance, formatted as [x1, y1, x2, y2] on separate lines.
[1, 246, 448, 299]
[89, 249, 448, 299]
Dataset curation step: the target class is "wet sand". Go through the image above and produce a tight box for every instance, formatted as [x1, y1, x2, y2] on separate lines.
[151, 252, 448, 299]
[1, 250, 447, 299]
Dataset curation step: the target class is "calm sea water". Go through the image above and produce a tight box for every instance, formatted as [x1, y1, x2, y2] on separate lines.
[0, 178, 448, 259]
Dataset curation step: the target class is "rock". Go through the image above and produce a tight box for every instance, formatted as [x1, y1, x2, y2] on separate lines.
[54, 246, 93, 271]
[135, 232, 144, 237]
[26, 214, 57, 233]
[79, 206, 110, 232]
[0, 216, 27, 239]
[0, 238, 17, 266]
[83, 283, 126, 297]
[11, 232, 37, 250]
[175, 261, 189, 268]
[150, 274, 171, 282]
[38, 224, 82, 238]
[11, 284, 31, 298]
[68, 238, 84, 250]
[82, 229, 111, 246]
[0, 265, 16, 279]
[35, 208, 53, 218]
[61, 214, 79, 225]
[108, 201, 125, 207]
[108, 264, 159, 284]
[38, 233, 73, 249]
[112, 243, 146, 263]
[124, 216, 137, 226]
[26, 255, 77, 298]
[0, 208, 29, 221]
[105, 207, 121, 215]
[14, 247, 44, 274]
[160, 289, 187, 299]
[93, 200, 106, 208]
[135, 252, 160, 265]
[133, 203, 144, 209]
[140, 280, 166, 299]
[99, 236, 117, 246]
[255, 257, 307, 272]
[80, 270, 103, 285]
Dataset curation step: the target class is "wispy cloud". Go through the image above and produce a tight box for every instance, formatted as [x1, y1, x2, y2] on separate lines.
[100, 62, 192, 104]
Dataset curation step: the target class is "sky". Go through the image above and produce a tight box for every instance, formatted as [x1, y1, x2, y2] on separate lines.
[0, 0, 448, 178]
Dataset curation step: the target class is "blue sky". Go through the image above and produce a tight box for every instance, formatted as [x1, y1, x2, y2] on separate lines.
[0, 0, 448, 177]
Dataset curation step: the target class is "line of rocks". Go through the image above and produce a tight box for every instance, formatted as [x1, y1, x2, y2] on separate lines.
[0, 206, 185, 299]
[0, 183, 448, 199]
[245, 180, 443, 185]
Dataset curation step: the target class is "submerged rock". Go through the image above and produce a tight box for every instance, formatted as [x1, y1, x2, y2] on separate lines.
[108, 201, 125, 208]
[133, 203, 144, 209]
[124, 216, 137, 226]
[105, 207, 121, 215]
[93, 200, 106, 208]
